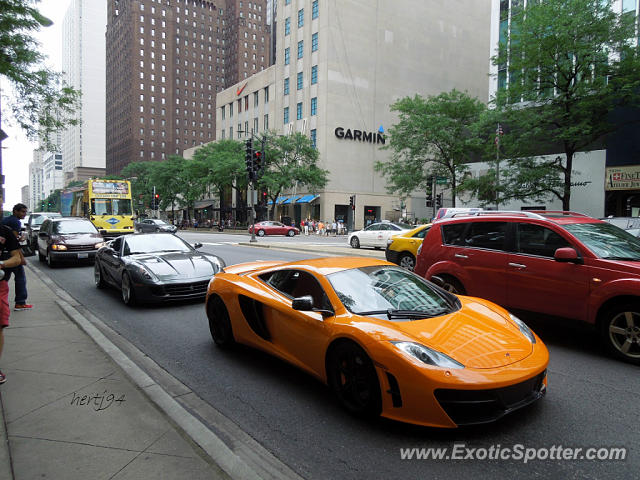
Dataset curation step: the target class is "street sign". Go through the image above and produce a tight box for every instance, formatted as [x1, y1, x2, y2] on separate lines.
[436, 177, 448, 185]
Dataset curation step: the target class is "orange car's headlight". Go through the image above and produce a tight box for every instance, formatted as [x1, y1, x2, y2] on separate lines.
[510, 314, 536, 344]
[392, 341, 465, 369]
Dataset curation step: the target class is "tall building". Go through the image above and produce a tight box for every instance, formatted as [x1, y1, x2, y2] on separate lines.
[105, 0, 271, 175]
[215, 0, 493, 228]
[21, 185, 29, 210]
[61, 0, 107, 184]
[29, 152, 45, 212]
[42, 152, 64, 199]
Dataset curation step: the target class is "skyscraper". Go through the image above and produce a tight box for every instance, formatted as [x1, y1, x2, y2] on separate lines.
[105, 0, 271, 175]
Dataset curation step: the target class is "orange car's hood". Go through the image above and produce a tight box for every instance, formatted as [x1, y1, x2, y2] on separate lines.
[389, 300, 533, 369]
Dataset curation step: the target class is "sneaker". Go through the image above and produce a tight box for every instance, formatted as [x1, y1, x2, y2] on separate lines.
[0, 371, 6, 384]
[14, 304, 33, 311]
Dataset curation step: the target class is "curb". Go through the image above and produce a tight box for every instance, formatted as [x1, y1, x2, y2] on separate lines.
[29, 264, 303, 480]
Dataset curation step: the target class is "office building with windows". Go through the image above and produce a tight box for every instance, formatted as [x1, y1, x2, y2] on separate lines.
[106, 0, 271, 175]
[61, 0, 107, 184]
[216, 0, 492, 228]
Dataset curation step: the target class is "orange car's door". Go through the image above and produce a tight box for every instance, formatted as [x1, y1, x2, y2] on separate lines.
[261, 269, 333, 377]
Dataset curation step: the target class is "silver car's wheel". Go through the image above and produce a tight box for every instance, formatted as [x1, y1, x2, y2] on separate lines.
[94, 262, 106, 289]
[398, 252, 416, 271]
[121, 273, 136, 306]
[350, 236, 360, 249]
[287, 229, 295, 237]
[257, 229, 265, 237]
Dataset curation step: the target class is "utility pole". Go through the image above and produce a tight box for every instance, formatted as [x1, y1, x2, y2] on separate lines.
[495, 123, 502, 211]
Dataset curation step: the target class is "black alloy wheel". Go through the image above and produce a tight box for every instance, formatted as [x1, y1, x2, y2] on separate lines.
[350, 236, 360, 249]
[121, 272, 137, 306]
[398, 252, 416, 271]
[327, 342, 382, 418]
[600, 303, 640, 365]
[206, 295, 235, 348]
[94, 262, 106, 289]
[438, 276, 466, 295]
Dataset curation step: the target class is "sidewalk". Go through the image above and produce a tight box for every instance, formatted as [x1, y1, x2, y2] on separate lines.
[0, 267, 229, 480]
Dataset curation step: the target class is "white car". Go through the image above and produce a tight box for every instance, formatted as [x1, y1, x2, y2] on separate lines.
[348, 221, 413, 249]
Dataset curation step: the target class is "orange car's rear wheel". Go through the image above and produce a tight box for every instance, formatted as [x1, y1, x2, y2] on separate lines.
[327, 342, 381, 418]
[207, 295, 235, 348]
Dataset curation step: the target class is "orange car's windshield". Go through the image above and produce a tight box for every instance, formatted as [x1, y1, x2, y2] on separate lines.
[327, 266, 457, 318]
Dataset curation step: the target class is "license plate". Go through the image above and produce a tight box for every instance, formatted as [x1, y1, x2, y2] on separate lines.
[78, 253, 89, 259]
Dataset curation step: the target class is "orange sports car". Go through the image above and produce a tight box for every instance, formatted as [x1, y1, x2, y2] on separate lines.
[205, 257, 548, 428]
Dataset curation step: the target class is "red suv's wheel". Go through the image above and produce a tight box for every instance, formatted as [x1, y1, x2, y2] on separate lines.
[438, 276, 466, 295]
[600, 303, 640, 365]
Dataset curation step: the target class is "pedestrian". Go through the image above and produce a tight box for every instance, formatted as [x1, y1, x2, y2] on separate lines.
[303, 219, 309, 235]
[317, 220, 324, 235]
[0, 224, 23, 383]
[332, 220, 337, 236]
[1, 204, 32, 311]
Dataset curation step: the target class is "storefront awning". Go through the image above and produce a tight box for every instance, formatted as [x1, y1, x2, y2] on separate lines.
[296, 194, 319, 204]
[268, 196, 289, 205]
[281, 196, 299, 205]
[194, 200, 215, 209]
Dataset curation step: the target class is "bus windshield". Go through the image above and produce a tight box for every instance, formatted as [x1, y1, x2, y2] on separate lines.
[91, 199, 132, 215]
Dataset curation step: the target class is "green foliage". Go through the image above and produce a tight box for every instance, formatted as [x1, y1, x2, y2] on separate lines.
[121, 162, 155, 208]
[376, 90, 486, 207]
[0, 0, 80, 149]
[489, 0, 640, 210]
[256, 131, 328, 219]
[42, 188, 60, 212]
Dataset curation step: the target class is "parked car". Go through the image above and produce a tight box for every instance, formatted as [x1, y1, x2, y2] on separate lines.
[414, 210, 640, 364]
[26, 212, 62, 248]
[135, 218, 178, 233]
[36, 217, 104, 267]
[601, 216, 640, 237]
[205, 257, 548, 427]
[348, 221, 413, 249]
[248, 221, 300, 237]
[94, 233, 225, 306]
[385, 224, 431, 271]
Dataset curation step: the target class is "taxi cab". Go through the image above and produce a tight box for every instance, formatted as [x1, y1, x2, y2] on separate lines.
[385, 224, 431, 270]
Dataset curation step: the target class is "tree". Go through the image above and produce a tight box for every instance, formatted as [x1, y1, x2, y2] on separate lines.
[1, 0, 80, 147]
[149, 156, 189, 219]
[121, 161, 155, 210]
[489, 0, 640, 210]
[375, 90, 486, 208]
[42, 188, 60, 212]
[257, 132, 328, 220]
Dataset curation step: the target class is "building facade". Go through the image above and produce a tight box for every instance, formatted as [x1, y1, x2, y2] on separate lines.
[61, 0, 107, 184]
[29, 154, 44, 212]
[42, 153, 64, 200]
[105, 0, 271, 175]
[216, 0, 493, 228]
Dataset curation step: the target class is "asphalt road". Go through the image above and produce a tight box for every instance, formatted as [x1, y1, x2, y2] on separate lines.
[28, 234, 639, 480]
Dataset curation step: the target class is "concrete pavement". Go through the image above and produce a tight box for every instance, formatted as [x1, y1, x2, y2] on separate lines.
[0, 265, 230, 480]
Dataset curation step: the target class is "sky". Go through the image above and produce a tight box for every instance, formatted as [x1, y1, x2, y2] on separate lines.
[2, 0, 72, 211]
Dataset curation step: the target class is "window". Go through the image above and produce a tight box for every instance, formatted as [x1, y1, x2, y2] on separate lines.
[285, 17, 290, 35]
[296, 102, 302, 120]
[312, 32, 318, 52]
[516, 223, 570, 258]
[310, 129, 317, 148]
[284, 47, 290, 65]
[285, 0, 290, 5]
[311, 65, 318, 84]
[284, 107, 289, 124]
[312, 0, 319, 19]
[297, 9, 304, 27]
[221, 105, 225, 119]
[254, 91, 259, 107]
[264, 86, 269, 102]
[297, 40, 303, 59]
[260, 270, 330, 310]
[297, 71, 303, 89]
[264, 113, 269, 130]
[311, 97, 317, 116]
[284, 77, 290, 95]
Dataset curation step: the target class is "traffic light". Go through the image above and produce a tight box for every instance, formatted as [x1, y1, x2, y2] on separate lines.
[252, 149, 263, 178]
[245, 139, 254, 181]
[349, 195, 355, 210]
[426, 176, 434, 207]
[435, 193, 443, 209]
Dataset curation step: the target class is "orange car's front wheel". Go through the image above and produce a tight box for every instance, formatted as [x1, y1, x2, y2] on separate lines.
[327, 341, 382, 418]
[207, 295, 236, 348]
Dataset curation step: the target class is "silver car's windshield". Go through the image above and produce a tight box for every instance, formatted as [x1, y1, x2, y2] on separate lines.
[124, 234, 191, 254]
[327, 265, 454, 318]
[564, 222, 640, 260]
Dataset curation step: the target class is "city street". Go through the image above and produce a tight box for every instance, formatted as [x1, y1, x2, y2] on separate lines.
[28, 232, 639, 480]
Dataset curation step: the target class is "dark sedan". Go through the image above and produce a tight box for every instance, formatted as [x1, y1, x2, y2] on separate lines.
[135, 218, 178, 233]
[248, 221, 300, 237]
[37, 217, 105, 267]
[94, 233, 225, 306]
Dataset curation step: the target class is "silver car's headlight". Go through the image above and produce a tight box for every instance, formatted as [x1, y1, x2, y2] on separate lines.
[133, 265, 157, 281]
[392, 341, 465, 369]
[510, 314, 536, 344]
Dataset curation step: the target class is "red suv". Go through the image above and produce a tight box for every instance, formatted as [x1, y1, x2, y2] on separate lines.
[414, 211, 640, 364]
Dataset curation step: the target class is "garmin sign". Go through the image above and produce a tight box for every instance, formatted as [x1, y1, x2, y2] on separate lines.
[335, 126, 386, 145]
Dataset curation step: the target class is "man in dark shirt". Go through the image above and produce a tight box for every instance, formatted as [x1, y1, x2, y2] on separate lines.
[0, 224, 22, 383]
[1, 203, 32, 311]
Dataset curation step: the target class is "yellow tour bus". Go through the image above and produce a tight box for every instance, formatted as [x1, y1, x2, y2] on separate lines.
[61, 179, 135, 236]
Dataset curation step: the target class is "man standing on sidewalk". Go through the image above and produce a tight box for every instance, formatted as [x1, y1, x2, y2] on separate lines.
[2, 203, 32, 311]
[0, 224, 23, 383]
